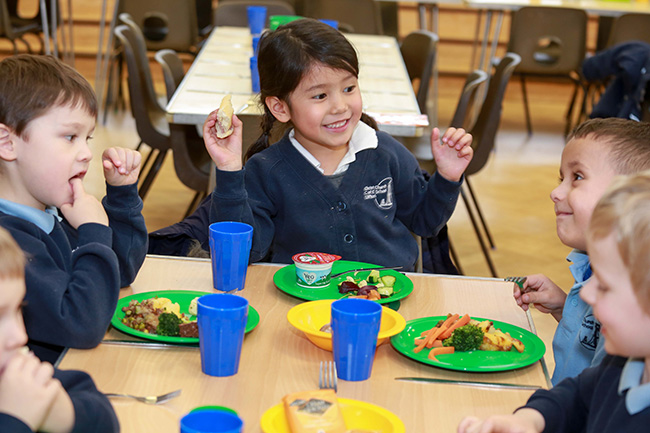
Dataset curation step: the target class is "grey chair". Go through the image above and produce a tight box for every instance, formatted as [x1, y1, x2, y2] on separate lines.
[400, 30, 438, 115]
[155, 49, 212, 217]
[213, 0, 295, 28]
[0, 0, 42, 53]
[506, 7, 587, 136]
[301, 0, 383, 34]
[606, 13, 650, 47]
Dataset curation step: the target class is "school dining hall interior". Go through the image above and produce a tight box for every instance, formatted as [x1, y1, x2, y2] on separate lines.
[1, 0, 649, 432]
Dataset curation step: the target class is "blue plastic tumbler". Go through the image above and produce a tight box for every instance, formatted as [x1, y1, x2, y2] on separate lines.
[331, 298, 382, 381]
[250, 56, 260, 93]
[197, 294, 249, 377]
[208, 222, 253, 292]
[246, 6, 267, 35]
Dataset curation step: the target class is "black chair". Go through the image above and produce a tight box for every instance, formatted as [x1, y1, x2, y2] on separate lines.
[0, 0, 42, 53]
[505, 7, 587, 136]
[606, 13, 650, 47]
[301, 0, 383, 34]
[400, 30, 438, 116]
[213, 0, 295, 28]
[155, 49, 212, 217]
[114, 23, 171, 201]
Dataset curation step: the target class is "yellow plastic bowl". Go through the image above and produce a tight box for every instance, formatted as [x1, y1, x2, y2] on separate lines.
[286, 299, 406, 351]
[260, 397, 405, 433]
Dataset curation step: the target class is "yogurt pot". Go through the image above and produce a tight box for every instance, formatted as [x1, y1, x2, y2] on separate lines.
[292, 252, 342, 289]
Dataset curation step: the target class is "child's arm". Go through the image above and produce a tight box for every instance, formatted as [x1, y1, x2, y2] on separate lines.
[431, 127, 473, 182]
[102, 147, 142, 186]
[513, 274, 567, 322]
[41, 369, 119, 433]
[457, 409, 545, 433]
[203, 109, 244, 171]
[0, 352, 59, 431]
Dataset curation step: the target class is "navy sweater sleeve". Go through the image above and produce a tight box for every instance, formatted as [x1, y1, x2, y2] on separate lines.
[0, 413, 32, 433]
[1, 214, 120, 361]
[102, 183, 147, 287]
[55, 369, 119, 433]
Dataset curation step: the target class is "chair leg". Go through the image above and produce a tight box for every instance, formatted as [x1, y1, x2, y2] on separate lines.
[520, 74, 532, 137]
[183, 190, 206, 219]
[461, 188, 498, 277]
[448, 238, 464, 275]
[564, 80, 580, 137]
[138, 150, 167, 200]
[465, 177, 496, 249]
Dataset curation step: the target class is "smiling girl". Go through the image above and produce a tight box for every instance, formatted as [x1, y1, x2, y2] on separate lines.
[203, 19, 472, 270]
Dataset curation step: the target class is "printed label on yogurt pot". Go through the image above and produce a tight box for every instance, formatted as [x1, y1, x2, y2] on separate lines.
[292, 252, 341, 265]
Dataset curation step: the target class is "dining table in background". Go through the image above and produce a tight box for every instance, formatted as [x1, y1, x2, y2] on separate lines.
[165, 26, 427, 141]
[57, 255, 550, 433]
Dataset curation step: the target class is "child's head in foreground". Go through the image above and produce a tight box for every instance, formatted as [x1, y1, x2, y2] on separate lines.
[0, 227, 28, 373]
[580, 170, 650, 358]
[0, 54, 98, 210]
[551, 118, 650, 252]
[247, 18, 375, 160]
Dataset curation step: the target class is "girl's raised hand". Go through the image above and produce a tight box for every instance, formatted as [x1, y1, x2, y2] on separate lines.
[203, 109, 244, 171]
[431, 127, 473, 182]
[102, 147, 142, 186]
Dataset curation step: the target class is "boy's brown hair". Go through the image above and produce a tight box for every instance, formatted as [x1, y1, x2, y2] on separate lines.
[0, 54, 97, 138]
[589, 170, 650, 313]
[568, 118, 650, 175]
[0, 227, 25, 280]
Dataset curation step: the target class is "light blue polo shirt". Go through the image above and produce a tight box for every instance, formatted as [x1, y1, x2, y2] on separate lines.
[551, 249, 607, 386]
[0, 198, 60, 234]
[619, 358, 650, 414]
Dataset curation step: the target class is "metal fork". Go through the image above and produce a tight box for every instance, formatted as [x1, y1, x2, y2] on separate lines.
[319, 361, 338, 392]
[104, 389, 181, 404]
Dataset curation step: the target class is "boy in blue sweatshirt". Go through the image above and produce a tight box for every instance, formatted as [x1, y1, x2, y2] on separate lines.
[459, 171, 650, 433]
[0, 55, 148, 363]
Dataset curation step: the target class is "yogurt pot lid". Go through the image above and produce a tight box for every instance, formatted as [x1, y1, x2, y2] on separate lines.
[292, 252, 341, 265]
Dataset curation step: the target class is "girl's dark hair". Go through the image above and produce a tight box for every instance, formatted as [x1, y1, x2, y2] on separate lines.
[245, 18, 376, 161]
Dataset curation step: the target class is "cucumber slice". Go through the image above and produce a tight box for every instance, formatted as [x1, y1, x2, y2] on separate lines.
[380, 275, 396, 287]
[377, 286, 394, 297]
[367, 269, 381, 284]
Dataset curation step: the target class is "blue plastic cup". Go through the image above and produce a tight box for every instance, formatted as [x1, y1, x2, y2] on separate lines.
[180, 409, 244, 433]
[331, 298, 382, 381]
[247, 5, 267, 35]
[197, 294, 249, 377]
[209, 222, 253, 292]
[319, 19, 339, 30]
[250, 56, 260, 93]
[252, 35, 260, 55]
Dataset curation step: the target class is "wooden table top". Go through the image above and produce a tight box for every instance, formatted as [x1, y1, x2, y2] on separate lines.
[58, 255, 550, 433]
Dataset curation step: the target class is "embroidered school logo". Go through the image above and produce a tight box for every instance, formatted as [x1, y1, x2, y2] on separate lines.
[579, 313, 600, 351]
[363, 177, 394, 210]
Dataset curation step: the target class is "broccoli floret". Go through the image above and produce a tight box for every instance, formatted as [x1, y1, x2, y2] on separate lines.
[442, 324, 484, 352]
[156, 313, 182, 336]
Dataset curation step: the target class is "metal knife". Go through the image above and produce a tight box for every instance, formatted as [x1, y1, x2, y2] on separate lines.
[395, 377, 541, 391]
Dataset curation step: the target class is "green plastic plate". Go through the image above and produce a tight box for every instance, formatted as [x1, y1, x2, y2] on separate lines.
[111, 290, 259, 344]
[390, 316, 546, 372]
[273, 261, 413, 305]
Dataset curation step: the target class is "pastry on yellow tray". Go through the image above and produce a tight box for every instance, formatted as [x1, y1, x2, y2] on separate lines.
[283, 389, 346, 433]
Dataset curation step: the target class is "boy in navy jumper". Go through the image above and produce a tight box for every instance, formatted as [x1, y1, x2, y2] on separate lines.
[0, 226, 119, 433]
[0, 54, 148, 363]
[459, 171, 650, 433]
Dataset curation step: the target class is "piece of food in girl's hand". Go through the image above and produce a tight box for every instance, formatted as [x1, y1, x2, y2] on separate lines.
[216, 94, 234, 138]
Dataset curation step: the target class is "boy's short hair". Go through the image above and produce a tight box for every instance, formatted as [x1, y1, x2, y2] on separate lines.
[0, 227, 25, 280]
[589, 170, 650, 312]
[568, 118, 650, 175]
[0, 54, 97, 138]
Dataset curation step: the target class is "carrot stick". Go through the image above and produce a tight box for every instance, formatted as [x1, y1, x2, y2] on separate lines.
[432, 340, 443, 348]
[428, 346, 455, 361]
[440, 314, 471, 340]
[420, 327, 438, 338]
[414, 337, 426, 346]
[415, 314, 458, 353]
